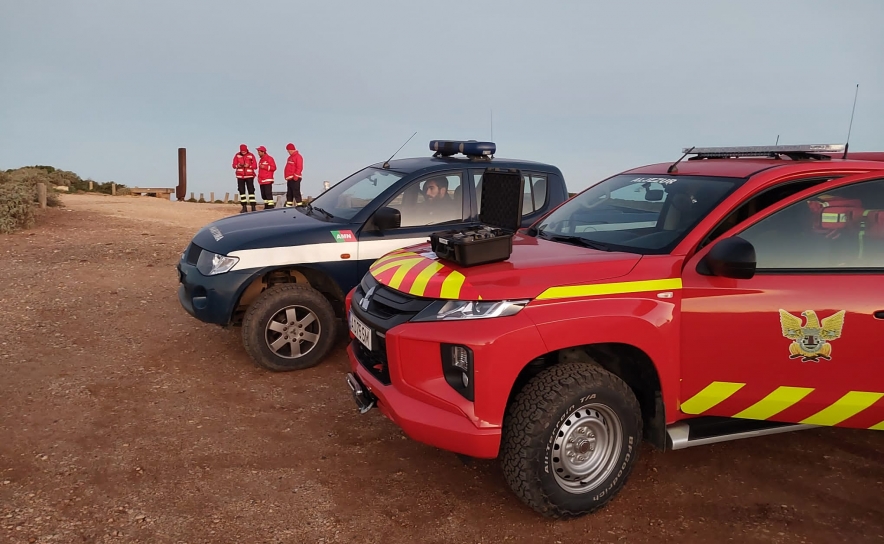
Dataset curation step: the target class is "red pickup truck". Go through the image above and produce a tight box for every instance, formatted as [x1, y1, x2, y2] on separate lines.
[344, 144, 884, 518]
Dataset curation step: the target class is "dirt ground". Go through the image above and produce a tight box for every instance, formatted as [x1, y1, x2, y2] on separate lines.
[1, 193, 882, 544]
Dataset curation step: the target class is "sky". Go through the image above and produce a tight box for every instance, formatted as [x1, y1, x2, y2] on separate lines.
[1, 0, 883, 200]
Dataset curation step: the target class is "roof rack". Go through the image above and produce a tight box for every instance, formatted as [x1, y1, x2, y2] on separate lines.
[684, 144, 845, 161]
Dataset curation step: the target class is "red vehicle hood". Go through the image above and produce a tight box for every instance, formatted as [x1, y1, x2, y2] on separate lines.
[369, 234, 641, 301]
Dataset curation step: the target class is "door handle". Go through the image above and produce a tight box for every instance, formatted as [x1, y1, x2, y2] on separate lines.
[874, 311, 884, 320]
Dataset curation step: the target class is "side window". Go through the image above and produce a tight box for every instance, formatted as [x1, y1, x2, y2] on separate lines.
[474, 172, 548, 217]
[738, 178, 884, 270]
[701, 178, 835, 249]
[521, 174, 549, 214]
[387, 172, 463, 227]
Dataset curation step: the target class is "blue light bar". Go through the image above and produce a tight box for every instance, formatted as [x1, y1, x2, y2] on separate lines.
[430, 140, 496, 158]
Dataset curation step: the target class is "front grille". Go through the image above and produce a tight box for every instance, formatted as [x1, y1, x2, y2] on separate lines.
[351, 273, 434, 386]
[184, 243, 203, 265]
[353, 340, 391, 384]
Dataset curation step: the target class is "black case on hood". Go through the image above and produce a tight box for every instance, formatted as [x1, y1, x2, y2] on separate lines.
[430, 168, 524, 267]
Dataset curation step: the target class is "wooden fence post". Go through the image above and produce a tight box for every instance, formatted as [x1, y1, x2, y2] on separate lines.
[37, 183, 47, 208]
[224, 192, 230, 203]
[199, 193, 204, 202]
[111, 182, 116, 196]
[190, 192, 194, 200]
[88, 181, 93, 191]
[210, 192, 214, 202]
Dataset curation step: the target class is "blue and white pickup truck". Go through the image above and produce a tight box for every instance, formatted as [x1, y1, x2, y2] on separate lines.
[177, 140, 570, 370]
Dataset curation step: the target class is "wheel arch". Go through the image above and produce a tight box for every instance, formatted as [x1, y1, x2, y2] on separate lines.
[231, 265, 347, 325]
[506, 342, 668, 450]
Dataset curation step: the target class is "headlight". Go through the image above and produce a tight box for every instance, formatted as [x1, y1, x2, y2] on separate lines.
[412, 299, 529, 322]
[196, 250, 239, 276]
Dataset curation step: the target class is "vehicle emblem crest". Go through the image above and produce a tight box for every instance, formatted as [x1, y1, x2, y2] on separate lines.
[778, 309, 846, 362]
[360, 286, 375, 311]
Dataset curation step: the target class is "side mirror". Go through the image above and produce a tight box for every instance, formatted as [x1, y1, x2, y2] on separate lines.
[645, 189, 664, 201]
[373, 206, 401, 231]
[698, 236, 756, 279]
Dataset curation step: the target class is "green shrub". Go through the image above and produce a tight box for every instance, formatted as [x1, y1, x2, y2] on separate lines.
[187, 197, 198, 203]
[214, 200, 223, 204]
[45, 189, 63, 208]
[94, 181, 125, 195]
[198, 197, 206, 203]
[0, 173, 37, 234]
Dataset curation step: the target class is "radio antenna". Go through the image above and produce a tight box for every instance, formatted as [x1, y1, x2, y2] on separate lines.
[667, 146, 694, 173]
[775, 135, 780, 145]
[843, 84, 859, 159]
[382, 131, 417, 169]
[490, 108, 493, 141]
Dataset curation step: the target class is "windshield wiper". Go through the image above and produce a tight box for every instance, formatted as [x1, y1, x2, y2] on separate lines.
[540, 233, 611, 252]
[311, 206, 334, 219]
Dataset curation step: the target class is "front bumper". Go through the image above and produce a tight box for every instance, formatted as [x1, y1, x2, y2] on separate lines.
[345, 300, 549, 459]
[177, 259, 255, 325]
[348, 343, 502, 458]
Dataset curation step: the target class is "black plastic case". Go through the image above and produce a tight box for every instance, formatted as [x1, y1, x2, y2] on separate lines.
[430, 168, 523, 267]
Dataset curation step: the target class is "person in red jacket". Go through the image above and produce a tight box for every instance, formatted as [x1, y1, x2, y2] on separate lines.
[284, 143, 304, 207]
[256, 145, 277, 209]
[232, 144, 258, 213]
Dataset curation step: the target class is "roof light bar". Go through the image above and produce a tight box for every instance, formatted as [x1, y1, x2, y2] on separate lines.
[430, 140, 496, 158]
[683, 144, 845, 157]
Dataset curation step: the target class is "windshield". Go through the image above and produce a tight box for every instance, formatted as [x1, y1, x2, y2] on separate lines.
[534, 174, 740, 254]
[308, 167, 405, 220]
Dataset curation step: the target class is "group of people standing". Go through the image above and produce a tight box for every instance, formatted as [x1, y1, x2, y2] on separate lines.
[232, 143, 303, 212]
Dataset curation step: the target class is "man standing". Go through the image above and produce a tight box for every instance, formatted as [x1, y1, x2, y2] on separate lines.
[256, 145, 277, 209]
[232, 144, 257, 213]
[284, 142, 304, 207]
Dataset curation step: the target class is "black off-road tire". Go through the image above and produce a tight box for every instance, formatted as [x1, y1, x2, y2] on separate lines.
[242, 283, 338, 371]
[500, 362, 643, 519]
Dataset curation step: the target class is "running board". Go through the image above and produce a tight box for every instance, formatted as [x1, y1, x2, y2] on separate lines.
[667, 417, 817, 450]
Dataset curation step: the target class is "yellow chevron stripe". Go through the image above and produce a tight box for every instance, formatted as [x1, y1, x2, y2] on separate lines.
[733, 386, 814, 421]
[440, 270, 466, 299]
[369, 251, 416, 271]
[536, 278, 682, 301]
[800, 391, 884, 426]
[409, 261, 445, 296]
[680, 381, 745, 415]
[370, 257, 423, 277]
[870, 421, 884, 431]
[388, 258, 425, 290]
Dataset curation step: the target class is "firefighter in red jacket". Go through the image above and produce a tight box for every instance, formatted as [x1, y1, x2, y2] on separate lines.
[256, 145, 277, 209]
[232, 144, 258, 213]
[284, 143, 304, 207]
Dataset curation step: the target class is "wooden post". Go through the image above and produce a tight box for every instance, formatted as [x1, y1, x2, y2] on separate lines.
[190, 192, 194, 200]
[88, 181, 93, 191]
[224, 192, 230, 203]
[210, 192, 214, 202]
[37, 183, 47, 208]
[176, 148, 187, 201]
[199, 193, 204, 202]
[111, 182, 116, 196]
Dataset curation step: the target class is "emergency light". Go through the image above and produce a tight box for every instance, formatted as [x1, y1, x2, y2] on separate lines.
[430, 140, 496, 158]
[684, 144, 845, 158]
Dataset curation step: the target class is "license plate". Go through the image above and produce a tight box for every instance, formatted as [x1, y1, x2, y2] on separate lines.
[349, 311, 373, 351]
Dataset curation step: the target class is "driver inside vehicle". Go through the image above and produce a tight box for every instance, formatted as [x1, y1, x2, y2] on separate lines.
[421, 177, 459, 218]
[423, 177, 450, 203]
